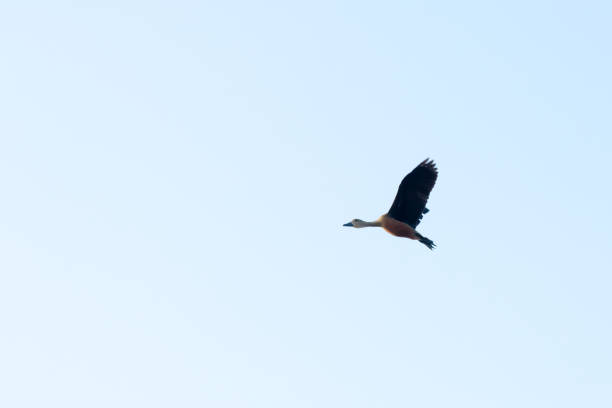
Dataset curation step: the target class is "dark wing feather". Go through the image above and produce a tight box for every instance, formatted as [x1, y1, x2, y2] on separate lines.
[388, 159, 438, 228]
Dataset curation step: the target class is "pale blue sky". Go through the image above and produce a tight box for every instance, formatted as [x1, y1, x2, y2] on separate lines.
[1, 1, 611, 407]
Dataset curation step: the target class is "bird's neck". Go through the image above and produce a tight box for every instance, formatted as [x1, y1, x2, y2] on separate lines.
[355, 219, 382, 228]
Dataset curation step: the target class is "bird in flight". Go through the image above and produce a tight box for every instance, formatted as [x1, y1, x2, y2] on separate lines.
[343, 159, 438, 249]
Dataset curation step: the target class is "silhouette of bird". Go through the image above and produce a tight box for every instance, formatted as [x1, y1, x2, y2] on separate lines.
[343, 159, 438, 249]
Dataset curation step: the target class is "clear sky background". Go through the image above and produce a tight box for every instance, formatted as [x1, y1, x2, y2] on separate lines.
[1, 1, 611, 407]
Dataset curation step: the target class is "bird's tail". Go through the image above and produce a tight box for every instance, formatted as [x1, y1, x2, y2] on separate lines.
[417, 234, 436, 250]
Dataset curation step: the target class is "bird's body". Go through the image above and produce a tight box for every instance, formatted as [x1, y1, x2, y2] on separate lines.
[380, 214, 419, 239]
[344, 159, 438, 250]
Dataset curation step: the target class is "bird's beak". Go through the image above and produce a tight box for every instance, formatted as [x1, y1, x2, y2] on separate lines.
[343, 222, 354, 227]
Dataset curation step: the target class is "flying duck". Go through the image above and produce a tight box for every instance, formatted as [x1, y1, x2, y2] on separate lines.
[343, 159, 438, 249]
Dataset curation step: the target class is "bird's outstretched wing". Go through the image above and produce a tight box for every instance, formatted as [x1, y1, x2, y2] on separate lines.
[388, 159, 438, 228]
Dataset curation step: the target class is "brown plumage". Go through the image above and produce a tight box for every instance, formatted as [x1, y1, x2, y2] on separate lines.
[343, 159, 438, 249]
[380, 214, 420, 239]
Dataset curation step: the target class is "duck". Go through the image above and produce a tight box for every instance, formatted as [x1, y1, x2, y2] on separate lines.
[343, 159, 438, 250]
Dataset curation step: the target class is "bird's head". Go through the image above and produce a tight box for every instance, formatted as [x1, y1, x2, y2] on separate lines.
[343, 219, 364, 228]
